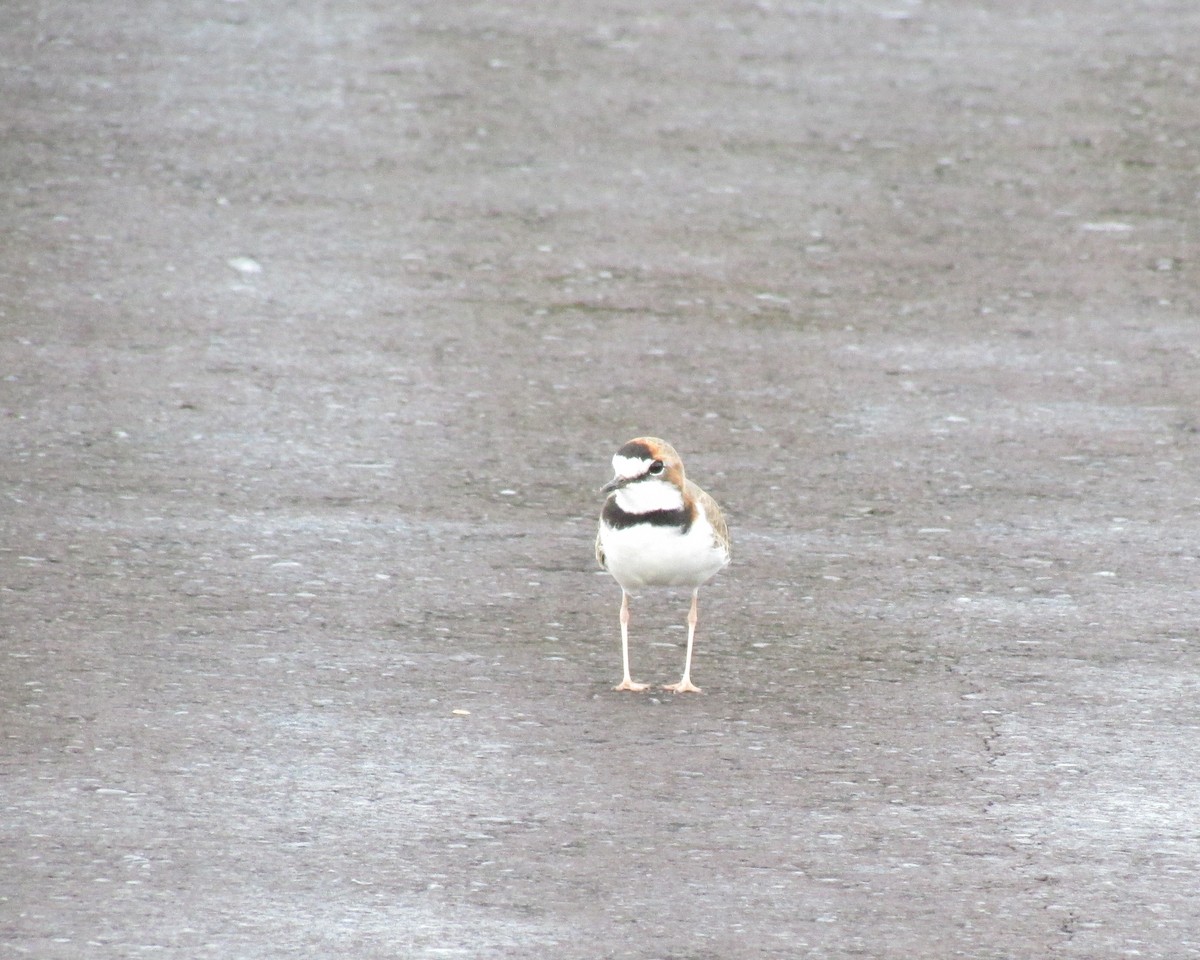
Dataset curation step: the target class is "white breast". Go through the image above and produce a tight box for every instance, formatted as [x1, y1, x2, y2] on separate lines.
[599, 504, 729, 591]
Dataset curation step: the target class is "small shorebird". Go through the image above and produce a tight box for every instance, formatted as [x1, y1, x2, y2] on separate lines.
[595, 437, 731, 693]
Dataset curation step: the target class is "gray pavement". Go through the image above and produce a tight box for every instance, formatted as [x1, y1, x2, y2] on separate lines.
[3, 1, 1200, 957]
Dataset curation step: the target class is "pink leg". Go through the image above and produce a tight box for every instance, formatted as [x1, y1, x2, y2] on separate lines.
[663, 589, 702, 693]
[614, 591, 648, 692]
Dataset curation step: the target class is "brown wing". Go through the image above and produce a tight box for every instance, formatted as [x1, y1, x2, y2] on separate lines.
[687, 480, 731, 560]
[594, 523, 607, 570]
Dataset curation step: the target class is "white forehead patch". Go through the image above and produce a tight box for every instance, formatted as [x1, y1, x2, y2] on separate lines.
[612, 454, 651, 480]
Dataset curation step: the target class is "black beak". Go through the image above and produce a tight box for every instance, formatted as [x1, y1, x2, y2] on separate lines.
[601, 475, 629, 495]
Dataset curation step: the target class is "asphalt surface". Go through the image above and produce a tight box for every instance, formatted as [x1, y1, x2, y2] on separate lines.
[3, 1, 1200, 957]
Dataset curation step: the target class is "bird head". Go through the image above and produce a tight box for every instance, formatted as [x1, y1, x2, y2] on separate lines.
[602, 437, 686, 498]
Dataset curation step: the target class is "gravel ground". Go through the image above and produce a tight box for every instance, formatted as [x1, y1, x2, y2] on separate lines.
[3, 1, 1200, 957]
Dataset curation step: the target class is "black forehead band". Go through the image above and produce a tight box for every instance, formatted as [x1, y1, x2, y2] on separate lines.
[617, 440, 657, 461]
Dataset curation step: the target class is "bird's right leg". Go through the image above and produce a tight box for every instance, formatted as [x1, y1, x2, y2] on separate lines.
[614, 590, 649, 691]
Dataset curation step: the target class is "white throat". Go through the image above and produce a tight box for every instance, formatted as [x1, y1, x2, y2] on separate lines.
[614, 478, 684, 514]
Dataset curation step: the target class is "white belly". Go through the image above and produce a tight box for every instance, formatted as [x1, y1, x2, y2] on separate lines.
[599, 516, 728, 590]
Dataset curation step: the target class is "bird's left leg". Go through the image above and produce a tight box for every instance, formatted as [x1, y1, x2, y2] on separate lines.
[663, 588, 702, 693]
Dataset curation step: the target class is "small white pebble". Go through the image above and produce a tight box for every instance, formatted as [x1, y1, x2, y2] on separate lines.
[227, 256, 263, 274]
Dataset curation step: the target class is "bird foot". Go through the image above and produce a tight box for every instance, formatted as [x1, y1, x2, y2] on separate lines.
[662, 679, 702, 694]
[614, 678, 650, 692]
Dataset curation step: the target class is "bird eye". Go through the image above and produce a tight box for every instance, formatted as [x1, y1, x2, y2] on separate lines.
[648, 460, 665, 476]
